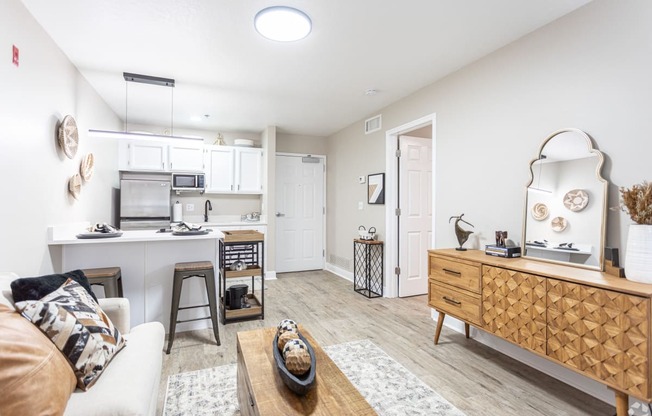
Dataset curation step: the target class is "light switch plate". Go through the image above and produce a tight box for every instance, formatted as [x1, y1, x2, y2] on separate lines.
[358, 201, 364, 210]
[358, 176, 366, 184]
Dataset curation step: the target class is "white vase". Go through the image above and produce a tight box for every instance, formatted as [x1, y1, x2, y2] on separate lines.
[625, 224, 652, 283]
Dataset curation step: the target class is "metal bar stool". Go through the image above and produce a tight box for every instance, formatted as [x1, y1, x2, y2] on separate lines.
[167, 261, 220, 354]
[83, 267, 124, 298]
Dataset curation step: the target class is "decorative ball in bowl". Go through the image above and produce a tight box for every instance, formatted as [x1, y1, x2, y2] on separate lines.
[272, 320, 316, 395]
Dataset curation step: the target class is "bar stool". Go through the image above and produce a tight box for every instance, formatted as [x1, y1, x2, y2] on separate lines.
[83, 267, 124, 298]
[167, 261, 220, 354]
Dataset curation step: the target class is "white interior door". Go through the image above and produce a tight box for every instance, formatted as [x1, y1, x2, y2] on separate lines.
[275, 155, 325, 273]
[398, 135, 432, 297]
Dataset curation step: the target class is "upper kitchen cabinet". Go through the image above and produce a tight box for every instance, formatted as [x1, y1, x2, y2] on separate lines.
[118, 139, 204, 172]
[204, 145, 263, 194]
[235, 147, 263, 193]
[168, 141, 204, 172]
[205, 146, 235, 192]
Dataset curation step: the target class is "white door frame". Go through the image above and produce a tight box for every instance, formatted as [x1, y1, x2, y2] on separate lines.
[384, 113, 436, 298]
[275, 152, 327, 271]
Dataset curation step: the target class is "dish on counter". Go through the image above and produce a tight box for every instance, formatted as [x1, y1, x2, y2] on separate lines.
[76, 232, 123, 239]
[172, 229, 210, 236]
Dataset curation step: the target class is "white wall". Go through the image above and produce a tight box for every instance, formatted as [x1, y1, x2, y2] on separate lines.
[0, 0, 121, 276]
[327, 0, 652, 274]
[326, 0, 652, 405]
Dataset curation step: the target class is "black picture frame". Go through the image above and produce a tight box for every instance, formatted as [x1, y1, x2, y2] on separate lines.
[368, 173, 385, 204]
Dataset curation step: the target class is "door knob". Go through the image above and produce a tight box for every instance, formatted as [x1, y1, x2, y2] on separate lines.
[276, 212, 285, 217]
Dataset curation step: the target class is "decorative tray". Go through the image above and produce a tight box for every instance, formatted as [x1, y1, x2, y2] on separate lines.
[76, 232, 123, 239]
[272, 332, 316, 395]
[172, 229, 210, 236]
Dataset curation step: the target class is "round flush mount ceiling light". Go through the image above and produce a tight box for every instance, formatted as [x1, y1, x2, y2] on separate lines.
[255, 6, 312, 42]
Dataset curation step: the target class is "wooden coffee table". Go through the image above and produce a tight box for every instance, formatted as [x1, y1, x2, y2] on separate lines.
[236, 326, 376, 415]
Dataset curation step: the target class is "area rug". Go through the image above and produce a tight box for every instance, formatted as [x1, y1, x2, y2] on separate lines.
[163, 339, 465, 416]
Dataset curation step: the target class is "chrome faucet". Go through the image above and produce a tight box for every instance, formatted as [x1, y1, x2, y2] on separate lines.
[204, 199, 212, 222]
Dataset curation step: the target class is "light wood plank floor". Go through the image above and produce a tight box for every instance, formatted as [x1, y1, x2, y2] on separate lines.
[159, 270, 615, 415]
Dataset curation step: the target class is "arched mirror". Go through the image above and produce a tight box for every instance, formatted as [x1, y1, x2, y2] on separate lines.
[522, 128, 608, 270]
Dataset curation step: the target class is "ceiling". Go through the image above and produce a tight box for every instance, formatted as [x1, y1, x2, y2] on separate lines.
[21, 0, 591, 137]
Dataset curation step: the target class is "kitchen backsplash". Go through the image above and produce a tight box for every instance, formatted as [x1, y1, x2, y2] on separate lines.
[172, 193, 261, 218]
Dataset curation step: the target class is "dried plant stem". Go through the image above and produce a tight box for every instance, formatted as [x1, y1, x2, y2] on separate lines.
[620, 181, 652, 225]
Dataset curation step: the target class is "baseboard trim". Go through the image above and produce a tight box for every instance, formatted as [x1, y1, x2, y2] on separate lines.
[264, 271, 277, 280]
[431, 311, 614, 406]
[325, 262, 353, 282]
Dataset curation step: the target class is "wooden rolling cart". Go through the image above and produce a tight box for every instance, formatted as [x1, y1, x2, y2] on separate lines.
[219, 230, 265, 324]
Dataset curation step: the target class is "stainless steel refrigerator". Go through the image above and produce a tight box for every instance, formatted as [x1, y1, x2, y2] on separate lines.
[120, 172, 171, 230]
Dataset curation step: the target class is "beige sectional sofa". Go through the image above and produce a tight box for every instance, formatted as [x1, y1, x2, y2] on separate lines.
[0, 272, 165, 416]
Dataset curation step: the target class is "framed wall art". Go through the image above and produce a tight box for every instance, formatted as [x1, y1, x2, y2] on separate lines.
[368, 173, 385, 204]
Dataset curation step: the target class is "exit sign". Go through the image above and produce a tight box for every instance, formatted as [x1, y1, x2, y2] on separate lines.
[12, 45, 19, 67]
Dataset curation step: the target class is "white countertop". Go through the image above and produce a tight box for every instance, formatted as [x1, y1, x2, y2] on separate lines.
[181, 215, 267, 227]
[48, 223, 225, 245]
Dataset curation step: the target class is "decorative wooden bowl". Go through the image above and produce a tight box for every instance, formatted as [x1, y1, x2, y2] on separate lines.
[272, 332, 316, 395]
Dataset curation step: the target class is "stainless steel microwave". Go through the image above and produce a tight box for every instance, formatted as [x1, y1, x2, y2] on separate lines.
[172, 173, 205, 191]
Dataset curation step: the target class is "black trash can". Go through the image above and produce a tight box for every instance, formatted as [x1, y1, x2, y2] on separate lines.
[228, 284, 248, 309]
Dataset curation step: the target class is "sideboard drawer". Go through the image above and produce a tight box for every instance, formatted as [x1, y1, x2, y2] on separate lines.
[429, 255, 481, 293]
[429, 280, 482, 325]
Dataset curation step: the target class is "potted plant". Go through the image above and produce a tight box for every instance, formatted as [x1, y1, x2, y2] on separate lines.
[619, 181, 652, 283]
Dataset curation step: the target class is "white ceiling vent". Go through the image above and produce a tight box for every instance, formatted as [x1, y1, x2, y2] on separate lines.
[365, 115, 382, 135]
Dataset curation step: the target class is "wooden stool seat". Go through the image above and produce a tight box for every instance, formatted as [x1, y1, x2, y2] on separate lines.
[83, 267, 123, 298]
[167, 261, 220, 354]
[174, 261, 214, 272]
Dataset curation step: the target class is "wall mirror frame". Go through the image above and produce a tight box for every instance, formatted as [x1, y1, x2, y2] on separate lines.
[522, 128, 608, 271]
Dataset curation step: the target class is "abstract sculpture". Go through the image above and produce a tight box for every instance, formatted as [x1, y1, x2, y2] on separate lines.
[449, 213, 474, 251]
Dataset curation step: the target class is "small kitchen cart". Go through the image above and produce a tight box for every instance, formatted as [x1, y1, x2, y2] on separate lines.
[219, 230, 265, 324]
[353, 239, 383, 298]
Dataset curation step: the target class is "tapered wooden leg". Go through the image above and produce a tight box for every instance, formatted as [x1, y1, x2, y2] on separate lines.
[614, 390, 628, 416]
[464, 323, 470, 339]
[434, 312, 445, 345]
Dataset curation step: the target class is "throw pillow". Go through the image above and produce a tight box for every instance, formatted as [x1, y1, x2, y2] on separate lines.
[15, 279, 126, 390]
[11, 269, 98, 303]
[0, 304, 77, 415]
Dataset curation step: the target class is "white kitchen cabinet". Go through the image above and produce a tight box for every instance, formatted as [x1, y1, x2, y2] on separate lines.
[119, 140, 168, 171]
[118, 139, 204, 172]
[168, 142, 204, 172]
[235, 148, 263, 193]
[204, 146, 235, 192]
[203, 146, 263, 194]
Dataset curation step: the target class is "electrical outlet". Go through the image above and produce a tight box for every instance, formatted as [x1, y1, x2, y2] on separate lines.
[358, 201, 364, 210]
[186, 204, 194, 212]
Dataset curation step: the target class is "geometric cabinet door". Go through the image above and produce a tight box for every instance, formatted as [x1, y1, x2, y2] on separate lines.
[547, 279, 649, 398]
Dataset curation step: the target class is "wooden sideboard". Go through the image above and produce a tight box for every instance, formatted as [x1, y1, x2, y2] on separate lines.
[428, 248, 652, 415]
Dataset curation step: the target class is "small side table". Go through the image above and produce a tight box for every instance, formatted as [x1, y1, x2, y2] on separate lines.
[353, 239, 383, 298]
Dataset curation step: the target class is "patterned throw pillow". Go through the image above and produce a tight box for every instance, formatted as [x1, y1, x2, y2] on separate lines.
[15, 279, 126, 390]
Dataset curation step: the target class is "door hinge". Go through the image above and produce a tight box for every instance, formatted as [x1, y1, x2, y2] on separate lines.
[395, 266, 401, 275]
[395, 208, 401, 216]
[323, 249, 325, 257]
[396, 149, 401, 158]
[323, 207, 325, 214]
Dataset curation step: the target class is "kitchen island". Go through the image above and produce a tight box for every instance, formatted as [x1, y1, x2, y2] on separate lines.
[48, 223, 227, 332]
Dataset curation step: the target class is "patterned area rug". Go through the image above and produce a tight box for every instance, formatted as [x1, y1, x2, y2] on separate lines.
[163, 339, 465, 416]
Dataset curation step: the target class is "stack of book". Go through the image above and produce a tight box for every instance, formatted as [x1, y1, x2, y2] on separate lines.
[485, 245, 521, 258]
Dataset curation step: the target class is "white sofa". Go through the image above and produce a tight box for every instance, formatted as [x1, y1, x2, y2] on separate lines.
[0, 272, 165, 416]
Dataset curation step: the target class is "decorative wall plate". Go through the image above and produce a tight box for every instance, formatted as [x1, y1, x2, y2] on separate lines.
[68, 174, 81, 200]
[58, 115, 79, 159]
[563, 189, 589, 212]
[532, 203, 549, 221]
[80, 153, 94, 181]
[551, 216, 568, 232]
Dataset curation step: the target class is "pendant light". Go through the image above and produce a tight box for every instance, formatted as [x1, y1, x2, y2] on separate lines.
[89, 72, 202, 142]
